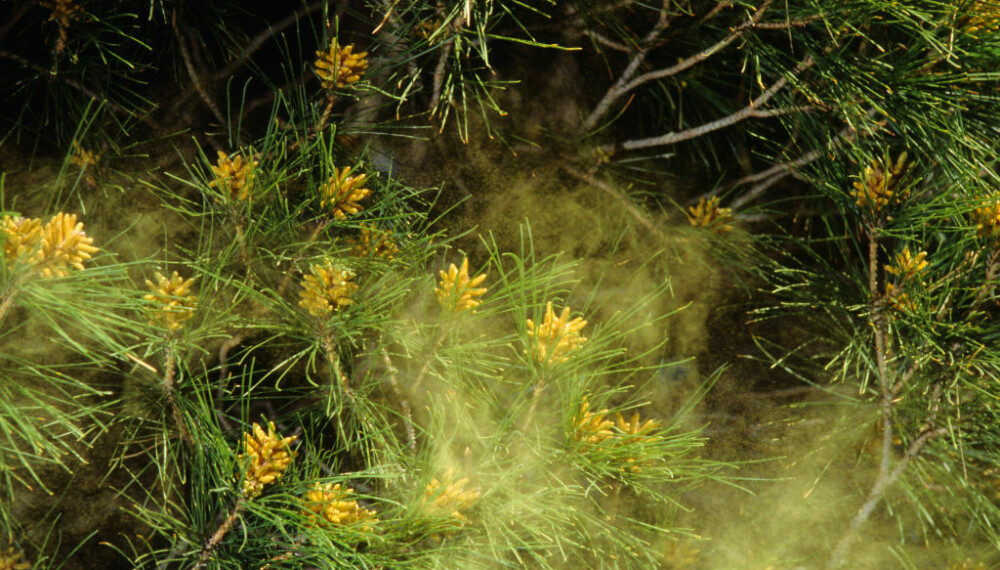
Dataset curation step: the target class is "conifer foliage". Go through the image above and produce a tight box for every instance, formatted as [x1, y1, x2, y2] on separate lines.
[0, 0, 999, 568]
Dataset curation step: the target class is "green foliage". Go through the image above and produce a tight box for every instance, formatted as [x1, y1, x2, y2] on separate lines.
[3, 0, 1000, 568]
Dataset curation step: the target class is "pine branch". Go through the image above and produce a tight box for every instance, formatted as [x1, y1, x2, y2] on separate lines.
[578, 0, 821, 132]
[162, 347, 193, 445]
[726, 121, 860, 209]
[378, 342, 416, 453]
[581, 0, 682, 132]
[584, 30, 632, 53]
[825, 425, 949, 568]
[429, 40, 455, 116]
[194, 500, 246, 569]
[602, 54, 815, 154]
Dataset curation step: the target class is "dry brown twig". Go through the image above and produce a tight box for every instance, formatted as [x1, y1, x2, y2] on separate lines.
[581, 0, 679, 132]
[602, 54, 816, 154]
[581, 0, 816, 132]
[172, 9, 227, 143]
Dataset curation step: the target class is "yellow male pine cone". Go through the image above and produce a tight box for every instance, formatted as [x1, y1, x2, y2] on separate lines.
[573, 398, 615, 445]
[38, 213, 99, 278]
[422, 470, 481, 525]
[0, 545, 30, 570]
[884, 248, 928, 279]
[851, 152, 909, 211]
[299, 264, 359, 316]
[209, 150, 258, 202]
[972, 196, 1000, 237]
[686, 196, 733, 232]
[615, 411, 661, 442]
[526, 302, 587, 364]
[144, 271, 198, 333]
[302, 482, 378, 531]
[70, 141, 101, 170]
[435, 257, 487, 312]
[1, 216, 44, 271]
[319, 166, 371, 220]
[315, 39, 369, 90]
[240, 421, 298, 498]
[349, 224, 399, 259]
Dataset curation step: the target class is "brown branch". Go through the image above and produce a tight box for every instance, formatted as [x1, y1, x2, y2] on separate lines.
[429, 40, 455, 116]
[584, 30, 632, 53]
[825, 425, 948, 568]
[410, 327, 447, 394]
[699, 1, 735, 23]
[890, 358, 921, 397]
[604, 55, 815, 153]
[825, 223, 949, 568]
[583, 0, 784, 131]
[194, 500, 245, 568]
[755, 16, 823, 29]
[520, 372, 549, 433]
[0, 287, 18, 330]
[617, 1, 782, 96]
[868, 231, 890, 394]
[580, 0, 680, 131]
[969, 248, 1000, 315]
[727, 122, 859, 209]
[172, 9, 226, 141]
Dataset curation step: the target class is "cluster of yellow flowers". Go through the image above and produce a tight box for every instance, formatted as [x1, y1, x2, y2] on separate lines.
[961, 0, 1000, 35]
[299, 263, 359, 317]
[143, 271, 198, 333]
[209, 150, 258, 202]
[972, 196, 1000, 237]
[349, 225, 399, 259]
[240, 421, 298, 498]
[1, 212, 98, 278]
[883, 247, 928, 313]
[573, 399, 662, 473]
[40, 0, 81, 54]
[40, 0, 80, 21]
[526, 301, 587, 364]
[574, 398, 616, 444]
[302, 483, 378, 532]
[884, 281, 916, 313]
[686, 195, 733, 233]
[314, 39, 369, 90]
[885, 248, 928, 279]
[435, 257, 487, 313]
[319, 166, 371, 220]
[850, 152, 910, 211]
[70, 141, 100, 170]
[0, 545, 30, 570]
[422, 470, 481, 525]
[414, 19, 446, 43]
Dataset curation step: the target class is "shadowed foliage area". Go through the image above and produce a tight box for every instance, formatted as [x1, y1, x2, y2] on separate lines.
[1, 1, 1000, 569]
